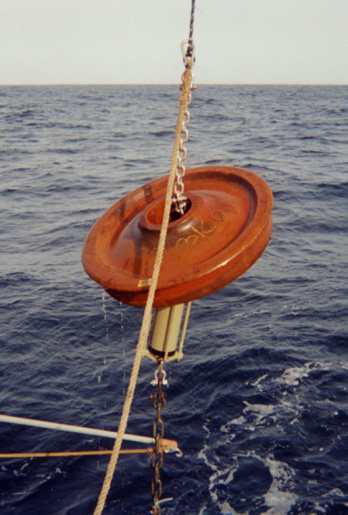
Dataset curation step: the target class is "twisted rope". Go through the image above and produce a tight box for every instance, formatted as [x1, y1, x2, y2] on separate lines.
[93, 67, 194, 515]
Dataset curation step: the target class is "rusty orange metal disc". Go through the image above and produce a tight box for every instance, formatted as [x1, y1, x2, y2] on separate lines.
[82, 166, 273, 307]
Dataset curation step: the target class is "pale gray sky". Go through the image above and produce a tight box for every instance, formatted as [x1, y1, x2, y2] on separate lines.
[1, 0, 348, 85]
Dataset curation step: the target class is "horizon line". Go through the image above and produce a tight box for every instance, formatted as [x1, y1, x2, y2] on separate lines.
[1, 82, 347, 87]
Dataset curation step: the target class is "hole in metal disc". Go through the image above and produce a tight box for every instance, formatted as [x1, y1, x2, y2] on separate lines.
[169, 198, 192, 222]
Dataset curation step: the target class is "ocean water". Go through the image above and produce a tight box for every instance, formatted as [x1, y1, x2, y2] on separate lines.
[1, 84, 348, 515]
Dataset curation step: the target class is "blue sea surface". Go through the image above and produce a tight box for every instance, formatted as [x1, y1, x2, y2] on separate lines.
[1, 84, 348, 514]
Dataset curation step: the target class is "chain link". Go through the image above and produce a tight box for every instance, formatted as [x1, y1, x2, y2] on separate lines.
[150, 360, 168, 514]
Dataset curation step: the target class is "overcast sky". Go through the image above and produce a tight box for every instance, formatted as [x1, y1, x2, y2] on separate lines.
[1, 0, 348, 85]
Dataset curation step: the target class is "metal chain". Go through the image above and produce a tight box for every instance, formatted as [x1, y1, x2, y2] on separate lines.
[172, 104, 191, 215]
[150, 360, 168, 514]
[171, 0, 197, 216]
[150, 2, 197, 509]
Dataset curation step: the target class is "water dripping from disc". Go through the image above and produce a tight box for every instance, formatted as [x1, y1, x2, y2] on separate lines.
[102, 291, 109, 342]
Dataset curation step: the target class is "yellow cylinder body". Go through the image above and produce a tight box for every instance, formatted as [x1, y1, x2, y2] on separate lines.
[149, 304, 185, 359]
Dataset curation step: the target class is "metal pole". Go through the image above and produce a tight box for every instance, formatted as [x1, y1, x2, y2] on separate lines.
[0, 413, 177, 449]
